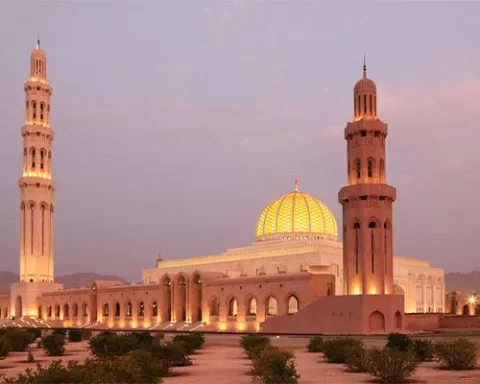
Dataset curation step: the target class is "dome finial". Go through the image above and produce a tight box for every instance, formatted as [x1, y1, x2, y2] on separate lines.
[363, 52, 367, 78]
[294, 176, 299, 192]
[36, 32, 40, 49]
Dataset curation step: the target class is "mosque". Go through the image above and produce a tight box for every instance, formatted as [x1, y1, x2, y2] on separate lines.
[0, 41, 445, 333]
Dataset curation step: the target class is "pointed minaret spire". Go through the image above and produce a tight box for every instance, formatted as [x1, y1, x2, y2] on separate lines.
[36, 32, 40, 49]
[363, 52, 367, 78]
[294, 176, 299, 192]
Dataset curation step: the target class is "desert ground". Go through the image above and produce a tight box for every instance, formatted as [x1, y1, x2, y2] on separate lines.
[1, 334, 480, 383]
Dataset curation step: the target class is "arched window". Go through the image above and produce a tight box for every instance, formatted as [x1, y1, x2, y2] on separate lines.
[32, 101, 37, 121]
[103, 303, 109, 317]
[55, 305, 60, 317]
[210, 298, 220, 316]
[266, 296, 278, 316]
[228, 298, 238, 317]
[384, 221, 389, 273]
[126, 302, 132, 317]
[247, 297, 257, 316]
[115, 302, 120, 317]
[63, 304, 69, 318]
[354, 221, 360, 274]
[152, 302, 158, 317]
[363, 94, 367, 114]
[367, 159, 374, 178]
[138, 302, 144, 317]
[26, 101, 29, 122]
[379, 159, 385, 181]
[31, 148, 36, 169]
[82, 303, 88, 317]
[356, 159, 361, 179]
[287, 296, 299, 314]
[369, 221, 377, 273]
[40, 102, 44, 121]
[73, 303, 78, 317]
[40, 150, 45, 170]
[48, 305, 52, 318]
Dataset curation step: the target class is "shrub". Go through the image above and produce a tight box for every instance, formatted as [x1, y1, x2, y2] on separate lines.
[27, 351, 34, 363]
[26, 328, 42, 340]
[3, 329, 34, 352]
[368, 348, 419, 384]
[150, 341, 192, 368]
[436, 338, 477, 370]
[131, 332, 155, 349]
[51, 328, 67, 337]
[251, 345, 294, 377]
[258, 349, 299, 384]
[172, 333, 204, 355]
[306, 336, 324, 353]
[240, 334, 271, 359]
[81, 329, 92, 340]
[344, 347, 371, 373]
[42, 333, 66, 356]
[386, 333, 413, 352]
[154, 332, 165, 344]
[412, 339, 435, 362]
[323, 337, 364, 364]
[0, 338, 9, 359]
[68, 329, 84, 343]
[89, 332, 137, 359]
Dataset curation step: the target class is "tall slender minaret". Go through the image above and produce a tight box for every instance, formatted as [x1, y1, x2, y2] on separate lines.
[338, 59, 396, 296]
[19, 38, 55, 284]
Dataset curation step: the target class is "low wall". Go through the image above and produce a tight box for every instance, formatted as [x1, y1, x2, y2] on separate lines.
[439, 315, 480, 329]
[404, 313, 441, 331]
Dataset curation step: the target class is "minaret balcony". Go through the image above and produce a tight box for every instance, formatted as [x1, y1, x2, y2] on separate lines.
[21, 125, 54, 139]
[338, 183, 396, 204]
[345, 119, 388, 137]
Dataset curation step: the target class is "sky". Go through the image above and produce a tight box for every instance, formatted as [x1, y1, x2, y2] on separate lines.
[0, 0, 479, 281]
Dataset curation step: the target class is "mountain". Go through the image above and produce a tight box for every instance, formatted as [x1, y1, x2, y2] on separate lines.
[445, 271, 480, 293]
[0, 271, 128, 293]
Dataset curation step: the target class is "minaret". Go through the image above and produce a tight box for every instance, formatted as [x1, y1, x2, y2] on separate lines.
[19, 38, 55, 284]
[338, 59, 396, 296]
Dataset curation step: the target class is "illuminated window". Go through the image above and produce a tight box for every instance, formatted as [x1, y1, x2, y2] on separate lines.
[287, 296, 299, 314]
[210, 298, 219, 316]
[152, 302, 158, 317]
[48, 306, 52, 318]
[228, 298, 238, 316]
[266, 296, 278, 316]
[247, 297, 257, 316]
[139, 302, 144, 317]
[103, 303, 109, 317]
[126, 302, 132, 317]
[82, 303, 88, 317]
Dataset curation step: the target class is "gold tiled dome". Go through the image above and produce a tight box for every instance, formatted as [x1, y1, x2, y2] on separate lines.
[255, 179, 338, 242]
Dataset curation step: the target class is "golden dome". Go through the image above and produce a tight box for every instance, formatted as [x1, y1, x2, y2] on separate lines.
[255, 179, 338, 242]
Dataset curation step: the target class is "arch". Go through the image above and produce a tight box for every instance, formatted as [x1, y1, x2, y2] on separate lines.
[247, 297, 257, 316]
[138, 301, 145, 317]
[355, 158, 361, 179]
[152, 301, 158, 317]
[475, 304, 480, 315]
[210, 297, 220, 317]
[228, 297, 238, 317]
[175, 274, 187, 322]
[82, 303, 88, 317]
[394, 311, 402, 329]
[48, 305, 52, 318]
[367, 157, 375, 178]
[449, 292, 458, 314]
[162, 275, 172, 322]
[30, 147, 36, 168]
[369, 310, 385, 332]
[379, 159, 385, 181]
[287, 295, 299, 315]
[393, 285, 405, 295]
[15, 296, 22, 318]
[72, 303, 78, 317]
[103, 303, 109, 317]
[191, 273, 203, 322]
[126, 301, 132, 317]
[63, 304, 69, 318]
[114, 302, 120, 317]
[266, 296, 278, 316]
[40, 149, 45, 170]
[37, 306, 42, 319]
[462, 304, 470, 316]
[55, 304, 60, 318]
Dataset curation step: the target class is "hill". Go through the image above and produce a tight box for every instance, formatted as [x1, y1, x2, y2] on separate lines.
[445, 271, 480, 293]
[0, 271, 128, 293]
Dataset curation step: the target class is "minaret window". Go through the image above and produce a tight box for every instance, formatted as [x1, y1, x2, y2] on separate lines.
[369, 221, 377, 273]
[363, 94, 367, 114]
[31, 148, 36, 168]
[40, 150, 45, 170]
[356, 159, 361, 179]
[368, 159, 373, 178]
[41, 205, 45, 256]
[369, 94, 373, 115]
[40, 103, 44, 121]
[379, 159, 385, 182]
[384, 221, 389, 273]
[354, 222, 360, 274]
[30, 203, 34, 255]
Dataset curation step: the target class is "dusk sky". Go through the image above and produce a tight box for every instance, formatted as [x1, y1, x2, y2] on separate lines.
[0, 1, 479, 281]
